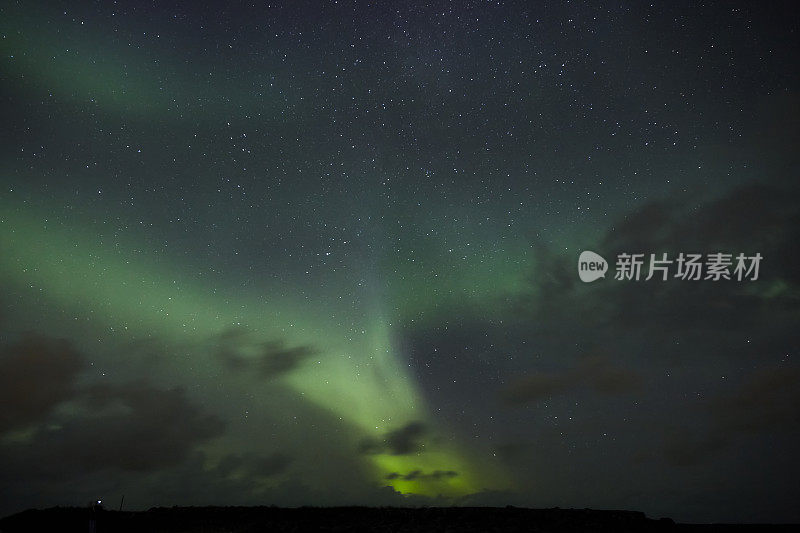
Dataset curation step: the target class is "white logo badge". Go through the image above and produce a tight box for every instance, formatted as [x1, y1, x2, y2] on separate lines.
[578, 251, 608, 282]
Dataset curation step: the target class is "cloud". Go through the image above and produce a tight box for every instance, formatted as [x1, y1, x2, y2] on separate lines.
[602, 199, 679, 258]
[359, 421, 428, 455]
[255, 341, 316, 378]
[385, 469, 458, 481]
[517, 182, 800, 345]
[0, 334, 226, 482]
[663, 365, 800, 466]
[79, 382, 226, 471]
[0, 335, 84, 432]
[709, 366, 800, 433]
[214, 327, 251, 371]
[213, 327, 315, 379]
[501, 356, 640, 405]
[0, 381, 225, 478]
[200, 451, 293, 482]
[251, 452, 293, 479]
[602, 183, 800, 287]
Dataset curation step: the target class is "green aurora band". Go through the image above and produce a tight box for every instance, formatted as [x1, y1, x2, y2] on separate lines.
[0, 198, 520, 497]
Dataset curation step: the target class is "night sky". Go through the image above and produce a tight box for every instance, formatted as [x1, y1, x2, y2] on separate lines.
[1, 0, 799, 524]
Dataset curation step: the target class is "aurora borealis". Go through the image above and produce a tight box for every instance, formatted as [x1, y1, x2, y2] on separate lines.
[2, 0, 799, 524]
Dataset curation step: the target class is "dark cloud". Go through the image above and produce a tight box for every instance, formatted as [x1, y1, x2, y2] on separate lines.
[123, 337, 178, 367]
[81, 382, 226, 471]
[385, 469, 458, 481]
[602, 183, 800, 336]
[603, 200, 678, 254]
[663, 365, 800, 466]
[359, 421, 428, 455]
[255, 341, 316, 378]
[710, 366, 800, 433]
[385, 422, 427, 455]
[199, 451, 292, 481]
[251, 452, 293, 479]
[213, 327, 315, 378]
[213, 327, 251, 371]
[603, 183, 800, 286]
[456, 489, 530, 508]
[502, 356, 640, 405]
[664, 366, 800, 466]
[518, 182, 800, 344]
[0, 335, 84, 432]
[0, 334, 225, 482]
[0, 381, 225, 478]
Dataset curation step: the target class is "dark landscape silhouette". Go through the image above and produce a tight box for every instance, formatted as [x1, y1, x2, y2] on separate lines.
[1, 505, 797, 533]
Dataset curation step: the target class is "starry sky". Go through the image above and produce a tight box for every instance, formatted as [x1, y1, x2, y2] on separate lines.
[1, 0, 799, 524]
